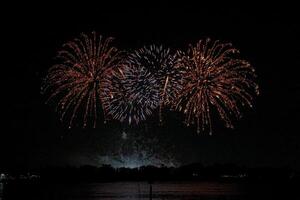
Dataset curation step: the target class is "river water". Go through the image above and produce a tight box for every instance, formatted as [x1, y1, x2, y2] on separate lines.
[1, 181, 297, 200]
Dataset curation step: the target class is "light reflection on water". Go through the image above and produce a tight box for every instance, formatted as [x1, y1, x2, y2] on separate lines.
[3, 180, 297, 200]
[39, 181, 244, 200]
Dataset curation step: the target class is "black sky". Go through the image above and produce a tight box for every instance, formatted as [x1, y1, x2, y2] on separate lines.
[2, 2, 300, 170]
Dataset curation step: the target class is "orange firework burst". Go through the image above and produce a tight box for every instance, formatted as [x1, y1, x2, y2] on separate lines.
[42, 32, 122, 128]
[173, 38, 259, 134]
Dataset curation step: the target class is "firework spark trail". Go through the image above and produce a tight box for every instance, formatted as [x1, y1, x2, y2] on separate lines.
[127, 45, 186, 122]
[173, 38, 259, 134]
[43, 34, 258, 133]
[102, 45, 186, 125]
[101, 61, 160, 125]
[42, 32, 122, 128]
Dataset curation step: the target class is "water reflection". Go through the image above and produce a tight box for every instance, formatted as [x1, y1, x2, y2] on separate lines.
[3, 181, 245, 200]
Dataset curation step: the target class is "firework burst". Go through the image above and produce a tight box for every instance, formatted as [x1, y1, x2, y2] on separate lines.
[41, 32, 122, 128]
[127, 45, 185, 122]
[101, 61, 160, 125]
[173, 38, 259, 134]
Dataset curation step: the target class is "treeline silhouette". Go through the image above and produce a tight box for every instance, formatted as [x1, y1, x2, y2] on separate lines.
[31, 163, 298, 183]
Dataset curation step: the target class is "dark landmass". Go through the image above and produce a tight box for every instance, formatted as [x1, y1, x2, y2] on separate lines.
[1, 163, 299, 200]
[1, 163, 299, 183]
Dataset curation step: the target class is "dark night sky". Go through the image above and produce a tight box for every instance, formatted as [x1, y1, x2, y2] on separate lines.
[2, 2, 300, 170]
